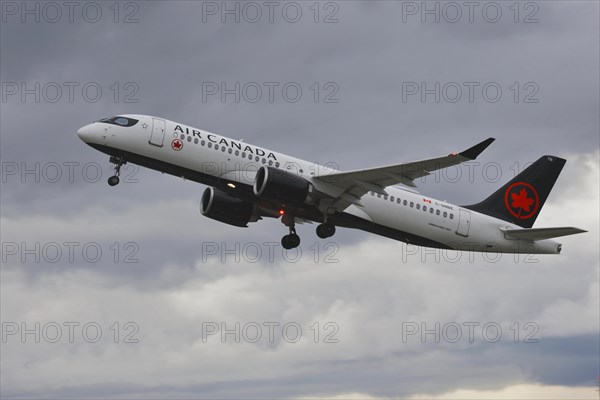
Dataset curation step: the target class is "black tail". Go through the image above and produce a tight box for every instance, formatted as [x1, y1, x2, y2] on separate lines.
[465, 155, 566, 228]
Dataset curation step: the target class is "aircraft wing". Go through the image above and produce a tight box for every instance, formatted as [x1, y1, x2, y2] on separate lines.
[500, 227, 587, 241]
[312, 138, 495, 210]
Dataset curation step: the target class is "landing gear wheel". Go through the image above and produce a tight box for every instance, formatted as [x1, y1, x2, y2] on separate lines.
[288, 233, 300, 248]
[316, 223, 336, 238]
[280, 214, 300, 249]
[281, 235, 291, 249]
[281, 234, 301, 249]
[107, 156, 125, 187]
[107, 176, 120, 186]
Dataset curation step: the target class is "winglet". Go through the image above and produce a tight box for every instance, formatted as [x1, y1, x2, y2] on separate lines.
[459, 138, 495, 160]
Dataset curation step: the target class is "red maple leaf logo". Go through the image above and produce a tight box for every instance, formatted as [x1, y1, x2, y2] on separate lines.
[504, 182, 539, 220]
[510, 188, 534, 213]
[171, 139, 183, 151]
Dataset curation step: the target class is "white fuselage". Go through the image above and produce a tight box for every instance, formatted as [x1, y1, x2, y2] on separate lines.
[77, 114, 562, 254]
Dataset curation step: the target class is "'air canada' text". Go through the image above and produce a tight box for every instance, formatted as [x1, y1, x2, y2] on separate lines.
[174, 125, 278, 160]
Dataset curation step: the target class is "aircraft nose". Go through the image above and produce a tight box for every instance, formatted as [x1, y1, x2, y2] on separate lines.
[77, 124, 94, 142]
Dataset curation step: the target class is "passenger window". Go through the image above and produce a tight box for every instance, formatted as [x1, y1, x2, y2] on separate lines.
[269, 160, 273, 166]
[235, 150, 239, 156]
[450, 214, 454, 219]
[275, 162, 280, 168]
[403, 200, 407, 206]
[255, 156, 260, 162]
[384, 195, 388, 200]
[410, 202, 414, 208]
[262, 158, 266, 164]
[180, 134, 185, 140]
[241, 152, 246, 158]
[443, 212, 447, 217]
[194, 138, 198, 144]
[201, 140, 206, 146]
[430, 208, 434, 213]
[228, 148, 232, 154]
[416, 204, 420, 210]
[208, 142, 212, 148]
[390, 196, 394, 202]
[215, 145, 219, 150]
[187, 136, 191, 142]
[397, 198, 401, 204]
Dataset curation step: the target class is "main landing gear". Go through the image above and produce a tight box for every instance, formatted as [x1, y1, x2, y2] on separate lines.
[280, 214, 337, 250]
[316, 222, 336, 239]
[281, 227, 301, 250]
[280, 214, 301, 250]
[107, 156, 125, 186]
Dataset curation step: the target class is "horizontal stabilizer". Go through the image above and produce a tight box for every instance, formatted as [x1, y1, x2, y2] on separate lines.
[500, 227, 587, 241]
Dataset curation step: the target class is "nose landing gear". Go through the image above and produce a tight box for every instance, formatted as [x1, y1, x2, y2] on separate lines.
[108, 156, 125, 186]
[108, 175, 120, 186]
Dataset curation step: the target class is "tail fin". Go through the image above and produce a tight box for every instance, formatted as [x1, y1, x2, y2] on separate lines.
[465, 155, 566, 228]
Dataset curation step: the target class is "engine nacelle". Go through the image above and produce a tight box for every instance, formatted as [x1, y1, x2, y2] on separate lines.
[200, 187, 253, 227]
[253, 166, 312, 204]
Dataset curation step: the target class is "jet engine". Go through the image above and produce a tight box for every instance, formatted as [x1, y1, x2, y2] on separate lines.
[253, 166, 313, 204]
[200, 187, 254, 227]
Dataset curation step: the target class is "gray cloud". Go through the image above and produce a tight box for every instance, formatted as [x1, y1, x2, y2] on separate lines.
[1, 1, 598, 398]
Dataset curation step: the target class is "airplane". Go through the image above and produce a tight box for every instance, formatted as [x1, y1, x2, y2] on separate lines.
[77, 115, 586, 254]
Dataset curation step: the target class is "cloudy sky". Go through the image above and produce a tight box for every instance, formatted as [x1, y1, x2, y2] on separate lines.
[1, 1, 599, 399]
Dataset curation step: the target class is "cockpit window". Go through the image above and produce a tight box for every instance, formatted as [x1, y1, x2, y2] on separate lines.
[113, 117, 131, 126]
[96, 116, 139, 127]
